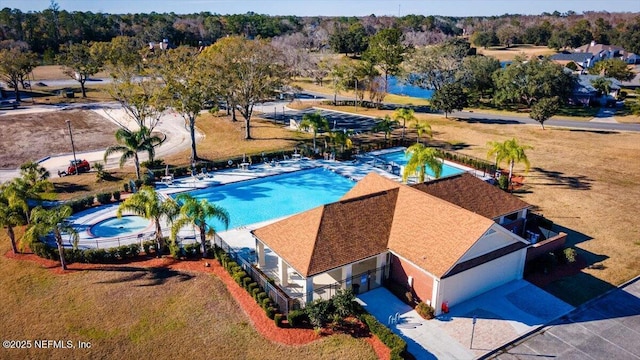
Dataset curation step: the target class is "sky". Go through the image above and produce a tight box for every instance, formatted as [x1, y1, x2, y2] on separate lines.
[2, 0, 639, 17]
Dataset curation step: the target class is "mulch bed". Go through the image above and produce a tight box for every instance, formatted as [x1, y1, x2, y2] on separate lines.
[4, 251, 390, 359]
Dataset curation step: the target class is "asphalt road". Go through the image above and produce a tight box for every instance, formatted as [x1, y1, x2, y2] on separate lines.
[451, 110, 640, 133]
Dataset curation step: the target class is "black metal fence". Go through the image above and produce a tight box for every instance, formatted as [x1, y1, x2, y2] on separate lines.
[310, 266, 388, 302]
[212, 233, 302, 315]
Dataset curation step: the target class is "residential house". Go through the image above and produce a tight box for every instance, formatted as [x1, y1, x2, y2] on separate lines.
[251, 172, 533, 315]
[574, 41, 639, 64]
[570, 74, 622, 106]
[550, 52, 595, 71]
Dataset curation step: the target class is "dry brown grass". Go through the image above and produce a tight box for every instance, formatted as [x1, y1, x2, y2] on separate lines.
[163, 113, 311, 165]
[0, 234, 377, 360]
[0, 110, 119, 168]
[476, 45, 556, 61]
[31, 65, 111, 81]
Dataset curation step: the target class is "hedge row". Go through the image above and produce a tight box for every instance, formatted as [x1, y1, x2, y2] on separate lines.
[358, 313, 409, 360]
[437, 150, 496, 174]
[214, 246, 283, 325]
[31, 242, 141, 263]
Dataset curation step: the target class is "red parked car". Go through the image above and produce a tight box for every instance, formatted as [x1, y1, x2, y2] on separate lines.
[67, 159, 91, 174]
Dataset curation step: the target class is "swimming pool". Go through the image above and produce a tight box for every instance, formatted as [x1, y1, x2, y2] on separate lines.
[177, 168, 355, 230]
[90, 215, 151, 238]
[377, 151, 466, 178]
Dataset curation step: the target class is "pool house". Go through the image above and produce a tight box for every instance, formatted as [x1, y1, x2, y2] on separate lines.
[252, 172, 535, 315]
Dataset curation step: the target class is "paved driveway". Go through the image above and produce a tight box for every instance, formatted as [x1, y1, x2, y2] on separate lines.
[489, 277, 640, 359]
[357, 280, 573, 359]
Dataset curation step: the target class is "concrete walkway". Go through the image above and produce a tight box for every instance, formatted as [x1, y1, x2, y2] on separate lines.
[357, 280, 574, 359]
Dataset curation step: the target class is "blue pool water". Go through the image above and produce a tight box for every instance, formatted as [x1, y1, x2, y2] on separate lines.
[377, 151, 466, 178]
[179, 168, 355, 230]
[387, 76, 434, 99]
[91, 216, 151, 237]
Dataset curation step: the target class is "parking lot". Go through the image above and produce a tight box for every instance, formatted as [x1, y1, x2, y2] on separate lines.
[489, 277, 640, 359]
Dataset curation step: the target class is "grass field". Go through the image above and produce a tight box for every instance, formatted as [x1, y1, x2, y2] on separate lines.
[476, 44, 556, 61]
[0, 229, 378, 360]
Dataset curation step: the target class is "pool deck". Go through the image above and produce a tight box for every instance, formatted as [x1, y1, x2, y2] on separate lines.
[64, 152, 487, 250]
[64, 157, 401, 249]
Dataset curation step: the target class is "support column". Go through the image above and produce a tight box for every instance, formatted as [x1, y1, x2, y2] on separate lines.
[341, 264, 353, 289]
[256, 240, 265, 267]
[279, 257, 288, 286]
[303, 276, 314, 304]
[375, 253, 387, 285]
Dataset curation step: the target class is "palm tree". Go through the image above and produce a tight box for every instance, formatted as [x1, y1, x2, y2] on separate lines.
[23, 206, 78, 270]
[0, 186, 26, 254]
[402, 143, 443, 183]
[330, 129, 354, 154]
[117, 186, 178, 257]
[413, 120, 432, 144]
[171, 194, 230, 258]
[300, 111, 329, 153]
[4, 178, 43, 223]
[487, 138, 532, 188]
[393, 108, 417, 143]
[104, 127, 163, 180]
[19, 161, 51, 192]
[373, 115, 398, 143]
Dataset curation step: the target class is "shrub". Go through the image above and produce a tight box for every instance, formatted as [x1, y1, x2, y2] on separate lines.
[256, 292, 268, 303]
[251, 288, 261, 300]
[242, 277, 252, 289]
[233, 271, 247, 285]
[184, 243, 200, 258]
[116, 245, 129, 259]
[261, 297, 272, 310]
[287, 309, 307, 328]
[498, 174, 509, 190]
[332, 289, 356, 317]
[133, 179, 143, 190]
[142, 240, 155, 255]
[142, 174, 154, 186]
[247, 282, 258, 293]
[112, 191, 121, 201]
[305, 299, 332, 328]
[264, 306, 276, 320]
[106, 247, 120, 261]
[415, 302, 435, 320]
[274, 313, 284, 327]
[64, 248, 84, 264]
[96, 192, 112, 204]
[563, 248, 577, 263]
[84, 248, 106, 263]
[360, 313, 408, 360]
[128, 244, 140, 257]
[123, 183, 129, 193]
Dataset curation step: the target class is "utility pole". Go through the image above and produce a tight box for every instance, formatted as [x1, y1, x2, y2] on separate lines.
[66, 120, 78, 175]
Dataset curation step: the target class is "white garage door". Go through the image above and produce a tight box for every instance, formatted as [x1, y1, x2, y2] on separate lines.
[439, 250, 524, 308]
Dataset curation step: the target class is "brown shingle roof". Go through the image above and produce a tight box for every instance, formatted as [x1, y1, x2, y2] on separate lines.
[340, 172, 401, 200]
[387, 185, 495, 277]
[254, 173, 503, 278]
[252, 188, 398, 277]
[412, 173, 530, 219]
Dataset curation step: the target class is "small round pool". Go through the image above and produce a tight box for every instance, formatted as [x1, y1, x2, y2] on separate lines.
[90, 216, 151, 238]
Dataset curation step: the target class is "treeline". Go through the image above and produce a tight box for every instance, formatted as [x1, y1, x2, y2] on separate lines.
[469, 12, 640, 53]
[2, 3, 638, 58]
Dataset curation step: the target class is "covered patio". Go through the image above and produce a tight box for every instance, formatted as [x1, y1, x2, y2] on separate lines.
[254, 239, 387, 302]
